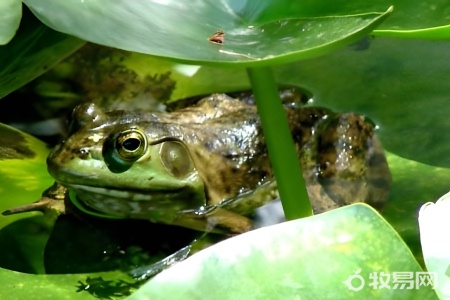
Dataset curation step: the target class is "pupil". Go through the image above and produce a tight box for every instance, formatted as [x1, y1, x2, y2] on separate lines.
[123, 138, 141, 151]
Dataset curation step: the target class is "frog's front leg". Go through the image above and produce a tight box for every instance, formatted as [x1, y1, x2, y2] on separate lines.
[172, 207, 253, 234]
[2, 182, 67, 216]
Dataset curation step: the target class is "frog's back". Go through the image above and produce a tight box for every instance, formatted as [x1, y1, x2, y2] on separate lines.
[159, 94, 391, 215]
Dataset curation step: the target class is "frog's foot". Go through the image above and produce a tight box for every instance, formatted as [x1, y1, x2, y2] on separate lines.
[172, 207, 253, 234]
[204, 208, 253, 233]
[2, 196, 66, 216]
[2, 182, 67, 216]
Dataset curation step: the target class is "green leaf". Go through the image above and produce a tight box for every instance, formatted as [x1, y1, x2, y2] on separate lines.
[23, 1, 392, 66]
[129, 204, 437, 299]
[0, 8, 85, 99]
[0, 0, 21, 45]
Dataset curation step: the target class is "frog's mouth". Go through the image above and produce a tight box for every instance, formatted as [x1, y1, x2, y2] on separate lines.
[67, 184, 206, 222]
[70, 184, 185, 201]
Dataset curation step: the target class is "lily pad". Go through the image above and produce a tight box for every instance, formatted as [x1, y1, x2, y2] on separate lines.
[23, 0, 392, 66]
[130, 204, 437, 299]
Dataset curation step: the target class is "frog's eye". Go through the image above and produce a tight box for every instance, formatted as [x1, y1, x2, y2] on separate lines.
[115, 129, 148, 161]
[160, 141, 194, 178]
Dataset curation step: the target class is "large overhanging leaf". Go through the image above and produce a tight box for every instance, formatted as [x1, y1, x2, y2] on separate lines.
[23, 0, 392, 66]
[21, 1, 450, 62]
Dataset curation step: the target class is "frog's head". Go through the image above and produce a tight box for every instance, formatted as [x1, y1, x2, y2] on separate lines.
[47, 103, 206, 223]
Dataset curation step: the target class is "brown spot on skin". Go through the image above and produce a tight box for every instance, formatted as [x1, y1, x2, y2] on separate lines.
[315, 113, 375, 179]
[203, 141, 214, 151]
[224, 185, 232, 194]
[220, 171, 228, 185]
[316, 136, 337, 178]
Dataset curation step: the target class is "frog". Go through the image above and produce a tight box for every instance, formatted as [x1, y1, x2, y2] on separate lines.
[3, 93, 391, 234]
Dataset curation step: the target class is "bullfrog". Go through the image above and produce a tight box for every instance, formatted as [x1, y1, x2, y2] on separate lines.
[4, 93, 391, 233]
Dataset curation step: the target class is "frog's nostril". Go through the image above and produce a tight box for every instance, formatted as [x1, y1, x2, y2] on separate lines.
[78, 148, 90, 159]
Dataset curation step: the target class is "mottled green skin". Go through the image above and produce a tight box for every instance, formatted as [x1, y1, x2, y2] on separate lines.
[47, 94, 391, 233]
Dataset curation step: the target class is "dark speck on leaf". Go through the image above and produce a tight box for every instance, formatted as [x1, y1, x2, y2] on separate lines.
[208, 30, 225, 44]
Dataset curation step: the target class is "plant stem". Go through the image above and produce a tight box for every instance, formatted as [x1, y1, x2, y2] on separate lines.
[247, 66, 312, 220]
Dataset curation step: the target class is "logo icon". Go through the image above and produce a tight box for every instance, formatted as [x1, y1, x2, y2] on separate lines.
[343, 269, 365, 292]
